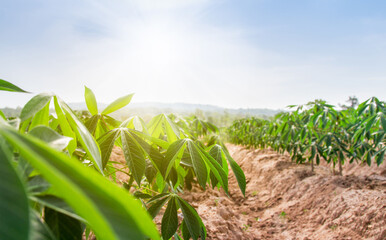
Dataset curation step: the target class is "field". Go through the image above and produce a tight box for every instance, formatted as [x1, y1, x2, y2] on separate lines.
[0, 79, 385, 240]
[171, 145, 386, 240]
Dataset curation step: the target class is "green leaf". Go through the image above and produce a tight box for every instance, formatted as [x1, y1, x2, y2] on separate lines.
[132, 130, 170, 149]
[176, 197, 204, 240]
[27, 175, 51, 195]
[184, 168, 194, 190]
[44, 207, 83, 240]
[84, 86, 98, 115]
[209, 145, 228, 173]
[102, 93, 134, 115]
[357, 99, 369, 116]
[197, 145, 228, 194]
[156, 172, 166, 191]
[60, 100, 103, 173]
[121, 116, 148, 133]
[0, 125, 160, 240]
[147, 195, 170, 219]
[121, 130, 146, 186]
[186, 140, 208, 189]
[365, 115, 377, 131]
[29, 126, 72, 151]
[30, 195, 83, 221]
[29, 210, 57, 240]
[49, 117, 59, 130]
[103, 115, 122, 128]
[174, 233, 183, 240]
[366, 152, 372, 166]
[221, 144, 246, 196]
[164, 115, 180, 142]
[133, 191, 152, 199]
[0, 110, 6, 120]
[147, 193, 170, 205]
[161, 197, 178, 240]
[145, 160, 157, 183]
[97, 129, 120, 169]
[147, 114, 180, 143]
[180, 219, 191, 240]
[147, 115, 163, 139]
[381, 115, 386, 131]
[128, 130, 166, 175]
[0, 138, 30, 240]
[53, 97, 77, 155]
[30, 100, 51, 130]
[376, 150, 385, 166]
[0, 79, 28, 93]
[85, 114, 101, 135]
[20, 93, 53, 122]
[165, 139, 187, 177]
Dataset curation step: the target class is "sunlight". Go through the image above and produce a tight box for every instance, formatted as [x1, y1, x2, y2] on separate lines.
[133, 22, 182, 71]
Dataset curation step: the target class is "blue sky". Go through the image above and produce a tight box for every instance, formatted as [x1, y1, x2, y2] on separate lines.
[1, 0, 385, 109]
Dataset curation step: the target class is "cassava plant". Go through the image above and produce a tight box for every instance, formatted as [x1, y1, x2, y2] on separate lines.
[0, 79, 246, 240]
[228, 99, 385, 175]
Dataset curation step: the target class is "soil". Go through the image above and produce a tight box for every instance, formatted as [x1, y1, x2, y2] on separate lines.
[111, 145, 386, 240]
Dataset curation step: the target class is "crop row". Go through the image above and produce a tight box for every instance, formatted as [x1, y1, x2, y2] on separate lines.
[0, 79, 246, 240]
[227, 99, 385, 174]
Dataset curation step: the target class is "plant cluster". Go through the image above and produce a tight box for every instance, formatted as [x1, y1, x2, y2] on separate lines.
[0, 79, 246, 240]
[227, 99, 385, 174]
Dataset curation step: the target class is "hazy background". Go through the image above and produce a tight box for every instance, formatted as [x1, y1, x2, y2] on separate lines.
[1, 0, 385, 109]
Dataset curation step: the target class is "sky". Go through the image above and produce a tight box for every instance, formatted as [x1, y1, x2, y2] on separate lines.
[1, 0, 385, 109]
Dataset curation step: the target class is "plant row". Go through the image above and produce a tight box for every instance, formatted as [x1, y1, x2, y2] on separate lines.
[0, 79, 246, 240]
[227, 99, 385, 174]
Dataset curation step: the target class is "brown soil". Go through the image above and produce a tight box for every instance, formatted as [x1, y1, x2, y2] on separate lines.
[111, 145, 386, 240]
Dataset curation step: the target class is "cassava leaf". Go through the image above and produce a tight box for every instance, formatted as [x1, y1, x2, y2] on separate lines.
[0, 79, 28, 93]
[161, 197, 178, 240]
[0, 138, 30, 240]
[102, 93, 134, 115]
[121, 130, 146, 186]
[0, 125, 160, 240]
[29, 126, 72, 151]
[44, 207, 83, 240]
[186, 140, 208, 189]
[176, 197, 205, 240]
[20, 93, 53, 122]
[60, 100, 103, 173]
[84, 86, 98, 115]
[53, 96, 77, 155]
[97, 129, 120, 169]
[221, 143, 246, 196]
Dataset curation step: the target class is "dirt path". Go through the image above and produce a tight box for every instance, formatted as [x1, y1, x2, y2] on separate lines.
[180, 144, 386, 240]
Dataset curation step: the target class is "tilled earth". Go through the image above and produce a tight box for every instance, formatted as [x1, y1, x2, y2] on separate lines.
[111, 145, 386, 240]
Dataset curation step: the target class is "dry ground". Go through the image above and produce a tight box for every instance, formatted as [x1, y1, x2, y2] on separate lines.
[111, 145, 386, 240]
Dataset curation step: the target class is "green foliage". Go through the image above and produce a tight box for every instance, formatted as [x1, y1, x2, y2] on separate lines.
[0, 138, 30, 240]
[227, 98, 386, 174]
[0, 79, 246, 239]
[0, 124, 159, 240]
[84, 86, 98, 115]
[0, 79, 29, 93]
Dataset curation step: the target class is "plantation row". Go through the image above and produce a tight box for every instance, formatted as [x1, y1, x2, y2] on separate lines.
[0, 79, 246, 240]
[227, 99, 385, 174]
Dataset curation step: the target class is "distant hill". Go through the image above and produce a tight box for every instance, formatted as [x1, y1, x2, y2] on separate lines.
[67, 102, 282, 117]
[1, 102, 283, 126]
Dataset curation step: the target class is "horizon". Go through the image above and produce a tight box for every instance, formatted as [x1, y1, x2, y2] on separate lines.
[1, 97, 374, 112]
[1, 0, 386, 108]
[0, 99, 284, 111]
